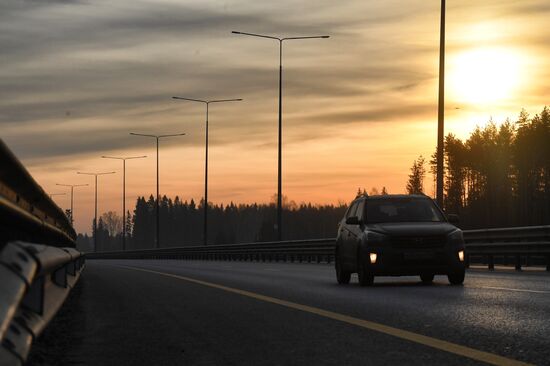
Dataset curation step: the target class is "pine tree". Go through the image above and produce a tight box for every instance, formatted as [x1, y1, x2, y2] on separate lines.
[406, 155, 426, 194]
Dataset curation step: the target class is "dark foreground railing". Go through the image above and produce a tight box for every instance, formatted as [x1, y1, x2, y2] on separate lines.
[87, 226, 550, 272]
[1, 139, 83, 366]
[0, 242, 85, 365]
[0, 140, 76, 248]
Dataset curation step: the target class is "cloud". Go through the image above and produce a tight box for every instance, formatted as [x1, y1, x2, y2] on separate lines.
[1, 0, 549, 165]
[3, 0, 549, 233]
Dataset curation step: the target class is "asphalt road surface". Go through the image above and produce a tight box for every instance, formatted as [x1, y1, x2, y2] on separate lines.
[29, 260, 550, 366]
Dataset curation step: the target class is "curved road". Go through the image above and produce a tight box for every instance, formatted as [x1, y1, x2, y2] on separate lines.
[31, 260, 550, 365]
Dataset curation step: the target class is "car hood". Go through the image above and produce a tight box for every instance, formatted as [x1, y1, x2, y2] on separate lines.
[365, 222, 458, 236]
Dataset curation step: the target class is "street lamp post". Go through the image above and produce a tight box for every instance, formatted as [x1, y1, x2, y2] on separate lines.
[436, 0, 446, 208]
[55, 183, 89, 225]
[172, 96, 242, 246]
[232, 30, 329, 241]
[77, 171, 115, 252]
[102, 155, 147, 250]
[130, 132, 185, 248]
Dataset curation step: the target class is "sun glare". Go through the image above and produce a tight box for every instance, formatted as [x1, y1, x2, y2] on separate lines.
[449, 48, 524, 105]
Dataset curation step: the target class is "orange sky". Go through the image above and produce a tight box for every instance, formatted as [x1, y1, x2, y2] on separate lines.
[2, 0, 549, 233]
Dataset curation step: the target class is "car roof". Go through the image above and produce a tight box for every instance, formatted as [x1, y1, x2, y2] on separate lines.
[355, 194, 432, 202]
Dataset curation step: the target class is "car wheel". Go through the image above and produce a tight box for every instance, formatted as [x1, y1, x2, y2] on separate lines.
[357, 259, 374, 286]
[420, 273, 435, 284]
[448, 269, 465, 285]
[335, 251, 351, 284]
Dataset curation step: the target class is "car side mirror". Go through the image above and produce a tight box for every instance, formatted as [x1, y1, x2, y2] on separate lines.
[346, 216, 361, 225]
[447, 214, 459, 224]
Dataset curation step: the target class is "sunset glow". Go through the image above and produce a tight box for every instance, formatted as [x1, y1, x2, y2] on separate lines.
[1, 0, 549, 234]
[449, 47, 524, 105]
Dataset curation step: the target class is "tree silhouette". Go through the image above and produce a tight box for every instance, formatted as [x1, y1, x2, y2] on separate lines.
[406, 155, 426, 194]
[82, 107, 550, 251]
[432, 106, 549, 228]
[101, 211, 122, 237]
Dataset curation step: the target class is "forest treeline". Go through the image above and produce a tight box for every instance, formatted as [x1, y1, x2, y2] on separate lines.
[78, 198, 348, 252]
[77, 107, 550, 252]
[429, 107, 549, 228]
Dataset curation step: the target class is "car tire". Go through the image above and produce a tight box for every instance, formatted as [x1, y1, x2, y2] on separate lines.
[357, 259, 374, 286]
[335, 251, 351, 284]
[448, 270, 465, 285]
[420, 273, 435, 283]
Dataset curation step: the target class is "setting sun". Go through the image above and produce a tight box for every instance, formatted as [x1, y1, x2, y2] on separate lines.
[449, 48, 524, 105]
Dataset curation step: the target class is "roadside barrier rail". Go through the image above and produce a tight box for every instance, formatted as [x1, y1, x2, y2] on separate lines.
[1, 139, 82, 366]
[0, 139, 76, 247]
[463, 226, 550, 271]
[86, 238, 336, 263]
[87, 226, 550, 272]
[0, 242, 85, 365]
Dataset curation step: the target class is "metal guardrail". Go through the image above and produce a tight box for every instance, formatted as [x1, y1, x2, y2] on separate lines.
[1, 140, 83, 365]
[86, 238, 336, 262]
[0, 241, 85, 365]
[0, 139, 76, 249]
[463, 226, 550, 271]
[87, 226, 550, 272]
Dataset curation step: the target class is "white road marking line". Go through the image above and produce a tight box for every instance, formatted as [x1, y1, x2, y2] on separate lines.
[470, 286, 550, 294]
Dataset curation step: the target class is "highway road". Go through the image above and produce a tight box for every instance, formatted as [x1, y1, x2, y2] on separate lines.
[29, 260, 550, 366]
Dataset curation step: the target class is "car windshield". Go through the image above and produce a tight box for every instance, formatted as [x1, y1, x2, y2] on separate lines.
[365, 198, 445, 223]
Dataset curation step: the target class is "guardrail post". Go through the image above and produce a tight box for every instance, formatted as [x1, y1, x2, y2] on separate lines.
[21, 277, 45, 314]
[53, 266, 68, 287]
[488, 255, 494, 270]
[515, 254, 522, 271]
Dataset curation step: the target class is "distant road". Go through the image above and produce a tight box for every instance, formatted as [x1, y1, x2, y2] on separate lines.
[35, 260, 550, 365]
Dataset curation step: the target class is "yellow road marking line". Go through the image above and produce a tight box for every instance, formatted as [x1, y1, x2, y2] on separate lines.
[116, 265, 532, 366]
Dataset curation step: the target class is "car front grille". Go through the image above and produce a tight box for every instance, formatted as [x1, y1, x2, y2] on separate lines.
[390, 235, 446, 249]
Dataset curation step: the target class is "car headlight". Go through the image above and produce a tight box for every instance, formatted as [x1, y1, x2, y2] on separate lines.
[366, 231, 388, 245]
[447, 229, 464, 245]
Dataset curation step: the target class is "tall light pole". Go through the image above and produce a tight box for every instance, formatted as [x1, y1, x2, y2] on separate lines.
[77, 171, 115, 252]
[232, 31, 329, 241]
[130, 132, 185, 248]
[172, 96, 242, 246]
[101, 155, 147, 250]
[436, 0, 446, 208]
[55, 183, 89, 225]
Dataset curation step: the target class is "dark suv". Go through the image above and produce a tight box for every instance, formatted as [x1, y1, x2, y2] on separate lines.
[335, 194, 465, 286]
